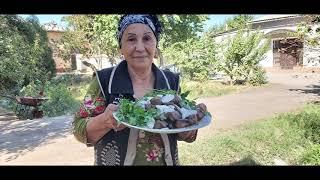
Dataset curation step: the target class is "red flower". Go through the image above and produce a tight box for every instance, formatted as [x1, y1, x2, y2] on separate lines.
[146, 150, 159, 162]
[96, 97, 105, 102]
[79, 107, 89, 118]
[94, 105, 106, 115]
[94, 97, 105, 107]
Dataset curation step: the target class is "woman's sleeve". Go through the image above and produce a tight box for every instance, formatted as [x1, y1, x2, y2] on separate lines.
[72, 75, 107, 146]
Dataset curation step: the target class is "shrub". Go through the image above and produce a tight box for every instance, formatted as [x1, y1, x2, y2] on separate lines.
[42, 82, 80, 117]
[288, 104, 320, 144]
[300, 144, 320, 165]
[0, 15, 56, 93]
[248, 67, 268, 86]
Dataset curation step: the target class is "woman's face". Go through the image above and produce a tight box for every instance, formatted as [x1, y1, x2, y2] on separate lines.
[120, 23, 157, 70]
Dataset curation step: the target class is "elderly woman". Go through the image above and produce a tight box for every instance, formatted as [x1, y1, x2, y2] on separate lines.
[72, 14, 198, 166]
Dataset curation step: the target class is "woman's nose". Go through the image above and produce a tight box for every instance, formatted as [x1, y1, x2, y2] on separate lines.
[135, 40, 145, 51]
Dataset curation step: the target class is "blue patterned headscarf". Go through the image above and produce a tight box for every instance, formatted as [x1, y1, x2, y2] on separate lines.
[117, 14, 162, 47]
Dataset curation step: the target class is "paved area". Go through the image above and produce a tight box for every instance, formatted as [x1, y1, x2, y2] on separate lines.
[1, 72, 319, 165]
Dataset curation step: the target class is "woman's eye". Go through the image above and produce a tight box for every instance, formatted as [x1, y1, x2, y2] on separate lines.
[128, 38, 135, 42]
[143, 36, 151, 41]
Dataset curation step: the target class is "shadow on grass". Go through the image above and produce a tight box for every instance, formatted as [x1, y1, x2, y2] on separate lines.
[229, 155, 261, 166]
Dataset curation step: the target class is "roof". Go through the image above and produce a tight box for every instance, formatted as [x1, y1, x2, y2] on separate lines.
[251, 14, 300, 23]
[212, 14, 302, 37]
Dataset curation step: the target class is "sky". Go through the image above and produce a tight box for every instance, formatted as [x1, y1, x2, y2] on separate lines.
[19, 14, 264, 31]
[19, 14, 69, 27]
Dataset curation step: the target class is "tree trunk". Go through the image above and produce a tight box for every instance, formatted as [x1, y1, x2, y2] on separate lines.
[158, 49, 164, 68]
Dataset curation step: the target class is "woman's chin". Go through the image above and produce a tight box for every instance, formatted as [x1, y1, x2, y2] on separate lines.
[130, 61, 152, 69]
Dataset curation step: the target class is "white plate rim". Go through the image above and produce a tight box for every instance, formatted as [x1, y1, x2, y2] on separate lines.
[113, 112, 212, 134]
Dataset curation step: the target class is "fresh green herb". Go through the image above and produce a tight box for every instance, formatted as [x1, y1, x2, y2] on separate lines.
[116, 98, 159, 127]
[180, 90, 197, 109]
[115, 89, 201, 127]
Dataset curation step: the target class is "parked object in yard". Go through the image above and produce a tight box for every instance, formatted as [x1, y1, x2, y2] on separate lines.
[0, 94, 48, 119]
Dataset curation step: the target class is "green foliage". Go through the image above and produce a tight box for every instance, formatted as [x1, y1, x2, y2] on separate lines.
[55, 15, 121, 69]
[179, 90, 197, 110]
[179, 104, 320, 165]
[51, 73, 91, 86]
[300, 144, 320, 165]
[287, 104, 320, 144]
[0, 15, 56, 94]
[225, 15, 253, 30]
[205, 24, 225, 37]
[180, 80, 249, 100]
[247, 67, 268, 86]
[158, 15, 209, 49]
[218, 28, 270, 85]
[42, 82, 80, 117]
[163, 37, 216, 81]
[115, 99, 158, 127]
[295, 15, 320, 47]
[19, 80, 44, 97]
[1, 73, 90, 118]
[56, 15, 208, 69]
[205, 15, 253, 37]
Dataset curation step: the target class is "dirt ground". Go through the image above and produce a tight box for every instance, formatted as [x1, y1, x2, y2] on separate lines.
[1, 72, 319, 165]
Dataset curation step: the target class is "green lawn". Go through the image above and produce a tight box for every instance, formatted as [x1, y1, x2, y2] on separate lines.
[181, 80, 259, 100]
[70, 79, 255, 101]
[69, 82, 90, 102]
[178, 103, 320, 165]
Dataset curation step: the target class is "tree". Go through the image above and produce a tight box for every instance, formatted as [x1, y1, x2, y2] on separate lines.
[162, 35, 216, 81]
[217, 28, 270, 85]
[158, 15, 209, 67]
[0, 15, 55, 94]
[295, 15, 320, 46]
[287, 15, 320, 67]
[55, 14, 209, 70]
[225, 15, 253, 30]
[204, 24, 225, 38]
[158, 15, 208, 48]
[53, 15, 121, 71]
[205, 15, 253, 38]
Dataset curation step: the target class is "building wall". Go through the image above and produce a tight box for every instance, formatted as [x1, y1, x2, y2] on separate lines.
[303, 44, 320, 67]
[46, 29, 116, 73]
[260, 49, 274, 67]
[46, 31, 72, 72]
[302, 24, 320, 68]
[75, 54, 115, 73]
[213, 16, 320, 71]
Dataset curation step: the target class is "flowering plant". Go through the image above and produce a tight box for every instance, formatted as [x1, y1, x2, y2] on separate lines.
[78, 96, 106, 118]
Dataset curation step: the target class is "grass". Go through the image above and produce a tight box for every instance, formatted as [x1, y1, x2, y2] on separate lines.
[69, 82, 90, 102]
[181, 80, 258, 100]
[178, 103, 320, 165]
[51, 74, 91, 103]
[2, 74, 91, 117]
[69, 79, 256, 101]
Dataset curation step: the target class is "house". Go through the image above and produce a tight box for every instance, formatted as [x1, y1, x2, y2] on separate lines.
[43, 22, 72, 73]
[42, 22, 113, 74]
[213, 15, 320, 73]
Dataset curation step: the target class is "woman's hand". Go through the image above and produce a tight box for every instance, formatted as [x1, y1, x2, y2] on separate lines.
[177, 130, 197, 143]
[86, 103, 127, 145]
[102, 104, 127, 132]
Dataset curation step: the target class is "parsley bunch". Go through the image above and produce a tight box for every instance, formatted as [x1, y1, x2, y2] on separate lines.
[115, 99, 159, 127]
